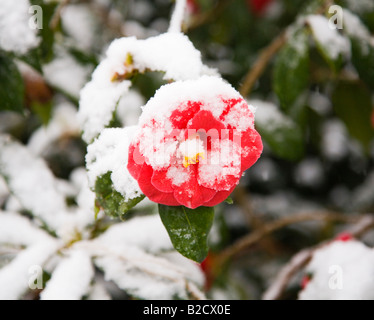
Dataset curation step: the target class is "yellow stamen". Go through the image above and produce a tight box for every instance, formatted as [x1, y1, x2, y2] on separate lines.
[183, 152, 204, 168]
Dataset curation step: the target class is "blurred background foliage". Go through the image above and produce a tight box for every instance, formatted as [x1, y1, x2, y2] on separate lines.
[1, 0, 374, 299]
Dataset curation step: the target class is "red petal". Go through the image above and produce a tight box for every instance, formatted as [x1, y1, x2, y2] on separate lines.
[173, 165, 216, 209]
[202, 184, 236, 207]
[127, 143, 145, 180]
[219, 98, 244, 121]
[137, 164, 180, 206]
[151, 168, 174, 193]
[188, 110, 226, 134]
[240, 128, 263, 172]
[170, 100, 202, 129]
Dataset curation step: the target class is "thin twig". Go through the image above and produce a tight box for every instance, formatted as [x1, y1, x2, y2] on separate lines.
[239, 31, 287, 97]
[232, 185, 263, 229]
[50, 0, 71, 30]
[262, 214, 374, 300]
[215, 211, 366, 268]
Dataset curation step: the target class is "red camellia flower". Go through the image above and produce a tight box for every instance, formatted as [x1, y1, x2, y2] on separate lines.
[127, 76, 263, 209]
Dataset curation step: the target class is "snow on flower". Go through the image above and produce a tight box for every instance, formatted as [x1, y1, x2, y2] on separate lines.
[127, 76, 263, 209]
[299, 240, 374, 300]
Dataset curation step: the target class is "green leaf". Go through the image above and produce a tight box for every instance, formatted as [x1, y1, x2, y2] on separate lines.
[30, 100, 53, 126]
[95, 172, 144, 220]
[158, 204, 214, 263]
[0, 52, 25, 113]
[332, 81, 374, 151]
[30, 0, 59, 63]
[224, 196, 233, 205]
[255, 102, 304, 160]
[273, 27, 310, 112]
[308, 15, 348, 73]
[350, 38, 374, 90]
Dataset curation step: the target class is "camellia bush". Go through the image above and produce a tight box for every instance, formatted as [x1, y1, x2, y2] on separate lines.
[0, 0, 374, 300]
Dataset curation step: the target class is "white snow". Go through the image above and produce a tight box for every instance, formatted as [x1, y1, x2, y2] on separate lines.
[0, 135, 67, 231]
[251, 99, 293, 131]
[294, 158, 324, 188]
[168, 0, 187, 33]
[84, 215, 205, 300]
[343, 9, 374, 55]
[43, 50, 92, 99]
[61, 4, 96, 51]
[115, 90, 145, 127]
[299, 240, 374, 300]
[28, 103, 81, 156]
[345, 0, 374, 14]
[0, 0, 40, 54]
[79, 32, 216, 142]
[0, 213, 61, 300]
[307, 14, 351, 60]
[41, 250, 94, 300]
[321, 119, 349, 161]
[86, 127, 143, 201]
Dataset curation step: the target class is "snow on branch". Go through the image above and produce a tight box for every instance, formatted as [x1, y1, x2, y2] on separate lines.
[0, 135, 67, 232]
[0, 214, 61, 300]
[78, 32, 217, 142]
[81, 215, 205, 300]
[168, 0, 187, 33]
[41, 250, 94, 300]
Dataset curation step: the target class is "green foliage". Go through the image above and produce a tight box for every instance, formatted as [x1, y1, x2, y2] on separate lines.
[273, 27, 310, 112]
[332, 81, 374, 151]
[158, 204, 214, 262]
[350, 38, 374, 90]
[256, 108, 305, 161]
[30, 0, 59, 63]
[95, 172, 145, 220]
[0, 52, 25, 114]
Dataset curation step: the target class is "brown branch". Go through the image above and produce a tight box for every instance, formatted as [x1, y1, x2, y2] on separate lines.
[50, 0, 71, 30]
[239, 31, 287, 97]
[215, 211, 368, 269]
[262, 214, 374, 300]
[232, 185, 263, 229]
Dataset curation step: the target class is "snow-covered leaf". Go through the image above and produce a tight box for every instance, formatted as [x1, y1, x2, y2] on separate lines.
[343, 9, 374, 89]
[78, 33, 217, 143]
[85, 215, 205, 299]
[158, 205, 214, 263]
[95, 173, 144, 219]
[86, 127, 144, 218]
[40, 250, 94, 300]
[253, 100, 304, 160]
[0, 134, 67, 232]
[0, 212, 61, 300]
[306, 14, 351, 72]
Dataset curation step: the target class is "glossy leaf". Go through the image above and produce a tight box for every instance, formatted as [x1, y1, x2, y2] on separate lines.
[158, 204, 214, 262]
[273, 27, 310, 112]
[95, 172, 145, 220]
